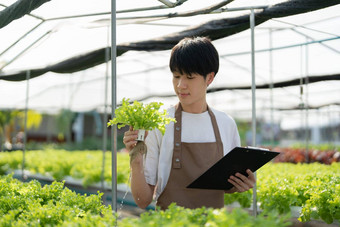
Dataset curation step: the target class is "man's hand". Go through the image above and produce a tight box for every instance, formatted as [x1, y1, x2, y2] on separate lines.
[123, 126, 149, 164]
[123, 126, 138, 151]
[227, 169, 256, 193]
[123, 126, 149, 152]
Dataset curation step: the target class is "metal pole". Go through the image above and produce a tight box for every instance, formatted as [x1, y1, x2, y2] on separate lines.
[250, 9, 257, 217]
[22, 70, 30, 180]
[269, 29, 274, 146]
[219, 5, 268, 12]
[300, 46, 304, 140]
[111, 0, 118, 213]
[0, 21, 44, 57]
[0, 31, 51, 71]
[305, 38, 309, 160]
[221, 36, 339, 58]
[101, 26, 110, 192]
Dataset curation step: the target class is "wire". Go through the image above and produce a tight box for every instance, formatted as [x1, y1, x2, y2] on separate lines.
[271, 17, 340, 37]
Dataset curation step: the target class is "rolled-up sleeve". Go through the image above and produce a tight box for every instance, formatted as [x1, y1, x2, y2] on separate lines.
[144, 129, 162, 186]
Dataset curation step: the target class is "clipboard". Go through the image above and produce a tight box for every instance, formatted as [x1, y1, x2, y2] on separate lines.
[187, 146, 280, 190]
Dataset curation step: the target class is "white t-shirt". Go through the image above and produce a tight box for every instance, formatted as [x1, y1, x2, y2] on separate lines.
[144, 106, 240, 200]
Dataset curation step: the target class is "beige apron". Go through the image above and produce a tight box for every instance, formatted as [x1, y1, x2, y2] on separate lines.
[156, 103, 224, 210]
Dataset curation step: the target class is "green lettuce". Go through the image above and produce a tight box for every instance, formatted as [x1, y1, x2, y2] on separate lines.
[107, 98, 176, 135]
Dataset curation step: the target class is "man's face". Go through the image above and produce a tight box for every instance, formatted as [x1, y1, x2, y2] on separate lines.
[172, 71, 211, 112]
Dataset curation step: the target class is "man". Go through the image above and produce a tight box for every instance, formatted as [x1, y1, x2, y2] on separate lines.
[123, 37, 255, 210]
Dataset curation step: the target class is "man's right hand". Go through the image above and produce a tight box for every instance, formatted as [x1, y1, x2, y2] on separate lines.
[123, 126, 139, 152]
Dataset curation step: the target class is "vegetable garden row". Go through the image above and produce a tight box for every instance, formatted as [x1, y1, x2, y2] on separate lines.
[272, 146, 340, 164]
[0, 174, 291, 226]
[0, 149, 339, 226]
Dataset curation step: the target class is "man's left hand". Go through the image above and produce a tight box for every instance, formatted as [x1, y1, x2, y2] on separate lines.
[227, 169, 256, 193]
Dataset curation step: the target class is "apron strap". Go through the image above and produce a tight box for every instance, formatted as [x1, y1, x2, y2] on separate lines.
[207, 105, 223, 155]
[173, 103, 182, 168]
[172, 103, 223, 169]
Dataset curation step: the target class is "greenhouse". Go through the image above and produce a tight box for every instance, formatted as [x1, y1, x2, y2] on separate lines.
[0, 0, 339, 226]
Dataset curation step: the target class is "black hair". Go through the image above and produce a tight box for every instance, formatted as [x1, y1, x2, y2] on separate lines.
[169, 37, 219, 79]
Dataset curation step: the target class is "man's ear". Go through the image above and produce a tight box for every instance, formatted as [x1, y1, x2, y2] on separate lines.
[207, 72, 215, 86]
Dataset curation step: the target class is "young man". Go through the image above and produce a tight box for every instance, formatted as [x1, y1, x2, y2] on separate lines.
[123, 37, 255, 210]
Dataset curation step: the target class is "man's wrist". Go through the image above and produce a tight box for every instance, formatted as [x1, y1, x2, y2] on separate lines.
[130, 153, 143, 168]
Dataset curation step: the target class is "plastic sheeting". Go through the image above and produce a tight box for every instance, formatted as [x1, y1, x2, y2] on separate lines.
[0, 0, 340, 129]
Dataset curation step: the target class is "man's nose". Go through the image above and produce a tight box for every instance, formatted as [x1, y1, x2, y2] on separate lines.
[177, 77, 187, 88]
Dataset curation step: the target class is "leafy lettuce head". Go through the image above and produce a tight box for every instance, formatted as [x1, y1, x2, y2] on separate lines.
[107, 98, 176, 135]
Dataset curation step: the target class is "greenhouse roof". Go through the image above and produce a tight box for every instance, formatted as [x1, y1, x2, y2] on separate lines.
[0, 0, 339, 129]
